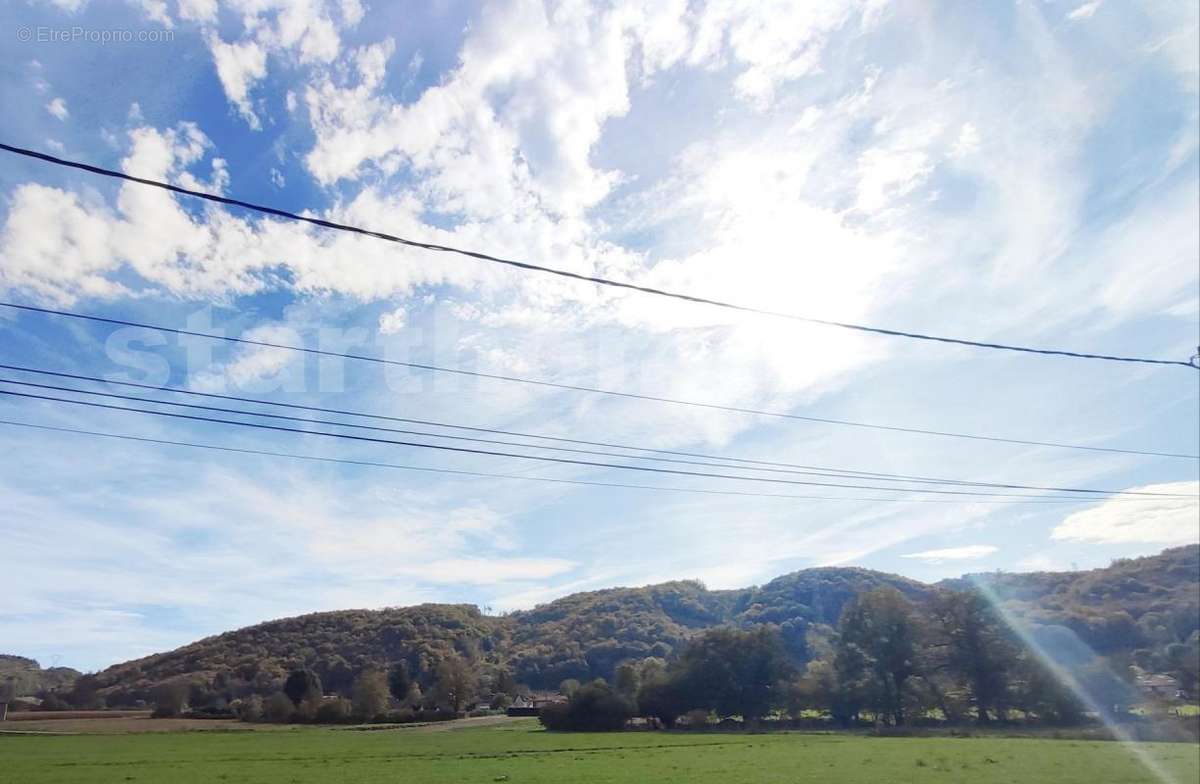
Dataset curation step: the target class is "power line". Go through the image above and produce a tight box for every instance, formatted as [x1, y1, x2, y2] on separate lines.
[0, 417, 1134, 505]
[1, 142, 1193, 370]
[2, 387, 1153, 500]
[3, 303, 1194, 460]
[6, 366, 1196, 488]
[0, 375, 1188, 498]
[0, 362, 972, 479]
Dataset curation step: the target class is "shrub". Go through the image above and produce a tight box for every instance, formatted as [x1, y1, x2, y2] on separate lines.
[264, 692, 295, 723]
[234, 695, 263, 722]
[539, 680, 634, 731]
[538, 701, 571, 730]
[296, 696, 322, 722]
[316, 697, 353, 724]
[151, 682, 189, 718]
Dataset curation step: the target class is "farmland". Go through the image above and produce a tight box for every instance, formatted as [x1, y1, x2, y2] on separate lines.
[3, 718, 1197, 784]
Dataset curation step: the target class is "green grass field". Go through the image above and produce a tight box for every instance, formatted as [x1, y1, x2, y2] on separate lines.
[4, 719, 1197, 784]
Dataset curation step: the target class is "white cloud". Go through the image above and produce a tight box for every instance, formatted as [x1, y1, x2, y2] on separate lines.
[42, 0, 86, 11]
[1050, 482, 1200, 545]
[45, 97, 69, 121]
[178, 0, 218, 23]
[378, 307, 407, 334]
[188, 324, 303, 393]
[901, 544, 998, 563]
[137, 0, 173, 27]
[195, 0, 364, 129]
[205, 34, 268, 129]
[690, 0, 869, 108]
[949, 122, 980, 158]
[1067, 2, 1101, 22]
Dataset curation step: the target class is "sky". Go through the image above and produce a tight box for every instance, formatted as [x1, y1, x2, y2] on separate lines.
[0, 0, 1196, 673]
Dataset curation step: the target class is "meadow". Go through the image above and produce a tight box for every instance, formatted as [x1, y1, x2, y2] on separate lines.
[3, 718, 1198, 784]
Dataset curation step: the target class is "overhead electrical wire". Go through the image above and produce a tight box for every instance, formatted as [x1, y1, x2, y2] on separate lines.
[1, 142, 1194, 370]
[1, 304, 1194, 461]
[6, 366, 1196, 487]
[0, 375, 1188, 499]
[3, 386, 1168, 500]
[0, 417, 1142, 506]
[0, 362, 987, 479]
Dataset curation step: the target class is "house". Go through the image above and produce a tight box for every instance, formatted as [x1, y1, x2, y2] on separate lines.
[1136, 673, 1181, 699]
[506, 694, 563, 717]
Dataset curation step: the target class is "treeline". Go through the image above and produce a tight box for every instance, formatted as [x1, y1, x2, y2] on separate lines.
[539, 586, 1200, 732]
[141, 652, 524, 725]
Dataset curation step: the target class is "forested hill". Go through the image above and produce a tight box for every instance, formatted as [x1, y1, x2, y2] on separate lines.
[0, 655, 81, 698]
[944, 545, 1200, 654]
[54, 545, 1199, 702]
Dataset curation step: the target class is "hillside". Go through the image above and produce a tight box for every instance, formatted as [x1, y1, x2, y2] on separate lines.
[17, 545, 1196, 703]
[945, 545, 1200, 654]
[0, 655, 81, 699]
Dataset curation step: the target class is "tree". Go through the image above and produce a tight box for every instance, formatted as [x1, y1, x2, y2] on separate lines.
[836, 588, 919, 725]
[1078, 659, 1137, 720]
[1012, 656, 1083, 725]
[928, 588, 1017, 723]
[636, 676, 686, 728]
[283, 668, 322, 706]
[388, 662, 412, 704]
[614, 662, 640, 699]
[151, 682, 189, 718]
[352, 669, 391, 719]
[68, 674, 103, 709]
[1165, 638, 1200, 700]
[264, 691, 295, 723]
[789, 658, 860, 726]
[491, 667, 518, 698]
[234, 694, 264, 722]
[432, 655, 477, 713]
[539, 679, 634, 731]
[558, 678, 581, 697]
[675, 625, 794, 725]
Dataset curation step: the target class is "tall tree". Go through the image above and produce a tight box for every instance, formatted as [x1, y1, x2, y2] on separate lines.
[491, 666, 518, 697]
[388, 661, 412, 704]
[928, 588, 1017, 723]
[433, 655, 477, 713]
[676, 625, 794, 725]
[836, 588, 918, 725]
[352, 670, 391, 719]
[283, 668, 322, 706]
[613, 662, 640, 699]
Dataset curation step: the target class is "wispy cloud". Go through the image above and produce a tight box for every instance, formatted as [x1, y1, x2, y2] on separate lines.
[1051, 482, 1200, 545]
[901, 545, 999, 563]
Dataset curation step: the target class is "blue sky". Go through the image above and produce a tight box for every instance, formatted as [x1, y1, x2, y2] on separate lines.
[0, 0, 1197, 672]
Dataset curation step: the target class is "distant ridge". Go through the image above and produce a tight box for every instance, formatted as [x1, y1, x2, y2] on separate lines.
[22, 545, 1195, 700]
